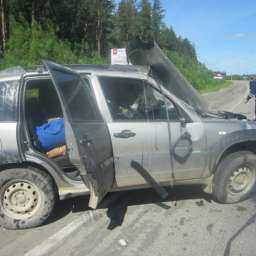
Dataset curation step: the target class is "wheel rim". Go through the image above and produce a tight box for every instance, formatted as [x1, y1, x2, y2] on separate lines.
[228, 166, 256, 196]
[1, 180, 42, 219]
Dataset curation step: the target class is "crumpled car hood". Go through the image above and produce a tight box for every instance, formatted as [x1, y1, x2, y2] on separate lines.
[128, 42, 208, 114]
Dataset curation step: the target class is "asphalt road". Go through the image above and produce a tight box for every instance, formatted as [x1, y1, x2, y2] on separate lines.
[204, 80, 252, 118]
[1, 80, 256, 256]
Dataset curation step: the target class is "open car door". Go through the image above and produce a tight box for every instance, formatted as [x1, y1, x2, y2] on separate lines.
[43, 61, 115, 209]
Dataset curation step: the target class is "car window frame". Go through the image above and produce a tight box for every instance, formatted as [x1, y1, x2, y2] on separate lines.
[64, 75, 104, 123]
[99, 76, 150, 123]
[98, 75, 184, 124]
[143, 80, 181, 123]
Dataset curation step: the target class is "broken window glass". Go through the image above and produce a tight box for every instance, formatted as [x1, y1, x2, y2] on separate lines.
[99, 77, 147, 121]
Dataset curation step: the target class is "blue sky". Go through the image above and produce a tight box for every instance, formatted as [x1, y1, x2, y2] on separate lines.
[161, 0, 256, 74]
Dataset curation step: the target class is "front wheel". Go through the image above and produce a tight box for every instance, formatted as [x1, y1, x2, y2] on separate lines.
[0, 167, 56, 229]
[213, 151, 256, 204]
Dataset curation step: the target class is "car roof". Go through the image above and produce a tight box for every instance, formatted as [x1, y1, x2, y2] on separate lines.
[69, 64, 148, 73]
[68, 64, 149, 79]
[0, 64, 149, 82]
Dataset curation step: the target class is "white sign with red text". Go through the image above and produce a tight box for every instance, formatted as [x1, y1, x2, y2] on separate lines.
[111, 48, 128, 65]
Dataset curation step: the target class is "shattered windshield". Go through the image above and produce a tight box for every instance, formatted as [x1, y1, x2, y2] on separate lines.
[128, 42, 208, 114]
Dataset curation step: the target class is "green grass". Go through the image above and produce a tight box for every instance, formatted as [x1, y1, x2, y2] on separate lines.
[199, 80, 233, 93]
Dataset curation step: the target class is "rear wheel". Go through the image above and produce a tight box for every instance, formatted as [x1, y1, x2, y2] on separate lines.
[213, 151, 256, 203]
[0, 167, 56, 229]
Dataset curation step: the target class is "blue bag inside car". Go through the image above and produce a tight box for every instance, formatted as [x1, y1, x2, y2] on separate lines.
[36, 118, 65, 151]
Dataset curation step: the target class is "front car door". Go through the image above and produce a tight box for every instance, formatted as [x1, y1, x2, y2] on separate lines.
[166, 99, 207, 180]
[98, 76, 173, 187]
[44, 61, 115, 209]
[170, 121, 207, 180]
[128, 42, 208, 181]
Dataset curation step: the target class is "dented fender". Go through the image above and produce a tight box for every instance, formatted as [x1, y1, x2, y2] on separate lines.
[209, 129, 256, 173]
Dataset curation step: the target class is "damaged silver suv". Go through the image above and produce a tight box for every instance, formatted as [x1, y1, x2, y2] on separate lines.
[0, 43, 256, 229]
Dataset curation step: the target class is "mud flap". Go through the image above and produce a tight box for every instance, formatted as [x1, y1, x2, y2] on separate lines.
[131, 160, 169, 199]
[80, 175, 101, 209]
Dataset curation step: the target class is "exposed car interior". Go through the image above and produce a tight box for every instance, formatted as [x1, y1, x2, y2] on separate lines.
[25, 79, 62, 140]
[24, 78, 80, 180]
[99, 76, 179, 121]
[23, 76, 179, 182]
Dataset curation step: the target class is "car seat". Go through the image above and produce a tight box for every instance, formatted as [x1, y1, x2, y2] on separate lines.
[25, 97, 48, 151]
[25, 94, 74, 170]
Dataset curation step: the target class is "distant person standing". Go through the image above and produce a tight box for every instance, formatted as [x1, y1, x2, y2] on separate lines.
[246, 80, 256, 119]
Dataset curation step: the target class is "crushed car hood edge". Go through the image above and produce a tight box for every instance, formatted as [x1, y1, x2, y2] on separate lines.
[128, 42, 208, 114]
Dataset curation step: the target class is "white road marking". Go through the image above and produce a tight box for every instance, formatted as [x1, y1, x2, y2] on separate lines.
[24, 192, 123, 256]
[24, 210, 104, 256]
[230, 98, 245, 112]
[230, 86, 249, 112]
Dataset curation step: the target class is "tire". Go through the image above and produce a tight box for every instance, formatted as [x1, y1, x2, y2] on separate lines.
[0, 167, 56, 229]
[213, 151, 256, 204]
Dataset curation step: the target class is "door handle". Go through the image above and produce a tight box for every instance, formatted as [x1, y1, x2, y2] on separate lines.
[114, 130, 136, 139]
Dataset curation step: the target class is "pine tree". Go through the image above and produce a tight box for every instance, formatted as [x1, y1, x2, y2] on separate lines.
[136, 0, 153, 44]
[159, 26, 178, 51]
[115, 0, 137, 48]
[0, 0, 8, 55]
[89, 0, 114, 56]
[152, 0, 164, 42]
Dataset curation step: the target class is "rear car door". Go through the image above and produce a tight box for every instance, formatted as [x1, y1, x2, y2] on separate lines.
[44, 61, 115, 209]
[0, 78, 20, 164]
